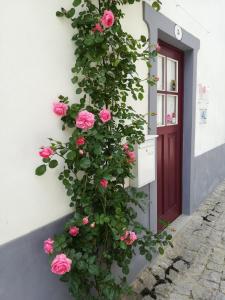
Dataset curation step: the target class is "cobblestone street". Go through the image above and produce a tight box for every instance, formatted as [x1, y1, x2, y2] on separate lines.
[130, 181, 225, 300]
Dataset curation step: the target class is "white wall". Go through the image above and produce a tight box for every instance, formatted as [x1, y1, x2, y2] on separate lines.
[0, 0, 75, 244]
[1, 0, 225, 244]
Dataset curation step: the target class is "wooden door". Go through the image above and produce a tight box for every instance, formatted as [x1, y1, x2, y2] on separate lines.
[157, 41, 183, 231]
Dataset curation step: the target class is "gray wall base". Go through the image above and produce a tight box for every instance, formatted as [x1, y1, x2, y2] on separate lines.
[0, 215, 73, 300]
[192, 144, 225, 212]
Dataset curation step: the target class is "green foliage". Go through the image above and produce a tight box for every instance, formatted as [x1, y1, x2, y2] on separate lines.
[35, 165, 46, 176]
[36, 0, 170, 299]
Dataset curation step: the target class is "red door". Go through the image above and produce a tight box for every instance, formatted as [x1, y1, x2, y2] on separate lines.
[157, 41, 183, 231]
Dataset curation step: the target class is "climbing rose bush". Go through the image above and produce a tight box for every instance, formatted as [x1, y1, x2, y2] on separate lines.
[35, 0, 170, 299]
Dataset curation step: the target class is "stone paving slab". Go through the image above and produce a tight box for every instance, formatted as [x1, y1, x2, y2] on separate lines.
[128, 181, 225, 300]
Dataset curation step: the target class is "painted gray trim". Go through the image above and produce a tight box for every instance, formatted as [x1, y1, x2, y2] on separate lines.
[143, 2, 200, 232]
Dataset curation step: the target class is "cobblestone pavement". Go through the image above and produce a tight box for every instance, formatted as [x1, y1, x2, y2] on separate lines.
[130, 181, 225, 300]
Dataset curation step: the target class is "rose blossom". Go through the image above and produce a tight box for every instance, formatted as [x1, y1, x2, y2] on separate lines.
[51, 254, 72, 275]
[76, 110, 95, 130]
[76, 136, 85, 146]
[99, 108, 111, 123]
[53, 102, 68, 116]
[69, 226, 79, 237]
[120, 231, 137, 245]
[127, 151, 135, 163]
[82, 216, 89, 225]
[100, 178, 108, 188]
[101, 10, 115, 28]
[92, 23, 103, 33]
[43, 238, 54, 254]
[39, 147, 54, 158]
[154, 75, 159, 82]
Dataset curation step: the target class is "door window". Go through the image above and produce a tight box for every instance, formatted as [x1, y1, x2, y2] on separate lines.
[157, 56, 179, 126]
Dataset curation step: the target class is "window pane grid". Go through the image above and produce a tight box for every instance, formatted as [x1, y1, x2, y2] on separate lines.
[157, 53, 179, 127]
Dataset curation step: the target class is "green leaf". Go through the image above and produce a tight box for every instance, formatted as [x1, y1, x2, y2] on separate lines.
[89, 264, 99, 275]
[76, 88, 82, 94]
[145, 253, 152, 261]
[122, 265, 129, 275]
[67, 151, 76, 160]
[140, 35, 146, 42]
[119, 241, 127, 250]
[43, 158, 50, 163]
[66, 8, 75, 18]
[84, 35, 95, 46]
[35, 165, 46, 176]
[158, 247, 164, 255]
[56, 11, 64, 17]
[71, 76, 78, 84]
[73, 0, 81, 7]
[138, 93, 144, 100]
[49, 160, 58, 168]
[166, 234, 173, 240]
[80, 158, 91, 169]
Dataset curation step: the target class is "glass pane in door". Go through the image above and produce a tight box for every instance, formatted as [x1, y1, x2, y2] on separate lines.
[167, 58, 178, 92]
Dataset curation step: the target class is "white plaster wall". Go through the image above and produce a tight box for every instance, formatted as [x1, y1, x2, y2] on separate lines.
[1, 0, 225, 244]
[0, 0, 75, 244]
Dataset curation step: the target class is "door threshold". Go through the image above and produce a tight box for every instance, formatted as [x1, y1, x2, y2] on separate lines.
[165, 214, 192, 238]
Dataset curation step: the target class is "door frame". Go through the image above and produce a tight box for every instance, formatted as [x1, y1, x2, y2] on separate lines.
[143, 2, 200, 233]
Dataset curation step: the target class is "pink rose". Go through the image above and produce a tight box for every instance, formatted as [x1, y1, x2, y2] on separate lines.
[123, 144, 129, 151]
[101, 10, 115, 28]
[154, 75, 159, 82]
[69, 226, 79, 237]
[82, 216, 89, 225]
[99, 108, 111, 123]
[120, 231, 137, 246]
[51, 254, 72, 275]
[76, 136, 85, 146]
[92, 23, 103, 33]
[127, 151, 135, 163]
[53, 102, 68, 116]
[100, 178, 108, 188]
[76, 110, 95, 130]
[43, 238, 54, 254]
[39, 147, 54, 158]
[156, 43, 161, 52]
